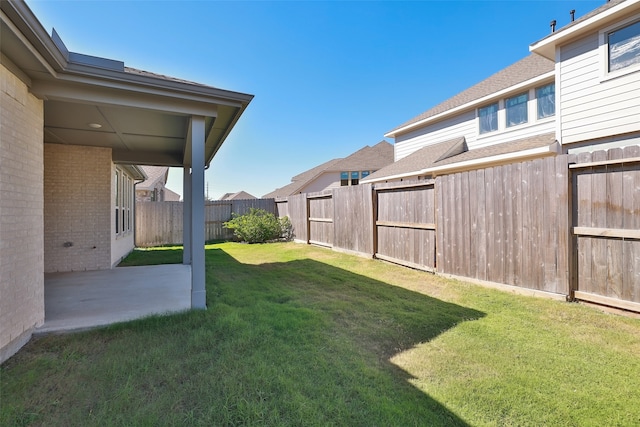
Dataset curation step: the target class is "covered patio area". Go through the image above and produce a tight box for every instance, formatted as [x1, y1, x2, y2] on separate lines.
[38, 265, 191, 334]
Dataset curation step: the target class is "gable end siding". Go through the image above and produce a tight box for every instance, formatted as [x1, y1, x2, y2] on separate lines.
[560, 31, 640, 144]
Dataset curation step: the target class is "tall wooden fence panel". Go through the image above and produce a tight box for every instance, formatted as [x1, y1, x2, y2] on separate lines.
[375, 181, 437, 271]
[436, 156, 570, 295]
[135, 198, 276, 246]
[287, 193, 308, 243]
[136, 201, 184, 247]
[333, 184, 374, 255]
[571, 146, 640, 311]
[274, 198, 289, 218]
[308, 192, 333, 247]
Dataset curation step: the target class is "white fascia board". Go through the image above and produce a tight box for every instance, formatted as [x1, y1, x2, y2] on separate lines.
[363, 142, 559, 183]
[530, 0, 640, 59]
[425, 142, 560, 176]
[385, 72, 555, 138]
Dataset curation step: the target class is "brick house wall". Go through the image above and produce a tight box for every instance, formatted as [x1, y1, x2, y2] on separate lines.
[44, 144, 112, 272]
[0, 64, 45, 362]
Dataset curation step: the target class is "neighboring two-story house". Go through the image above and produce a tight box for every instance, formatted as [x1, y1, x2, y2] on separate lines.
[364, 53, 560, 183]
[136, 166, 181, 202]
[530, 0, 640, 153]
[365, 0, 640, 184]
[264, 141, 393, 198]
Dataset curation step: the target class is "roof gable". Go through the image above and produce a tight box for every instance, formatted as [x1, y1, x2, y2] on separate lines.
[363, 137, 466, 182]
[331, 141, 393, 172]
[137, 166, 168, 191]
[364, 133, 557, 183]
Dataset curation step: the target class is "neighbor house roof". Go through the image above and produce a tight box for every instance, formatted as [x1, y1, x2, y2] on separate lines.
[263, 141, 393, 198]
[219, 191, 257, 201]
[137, 166, 169, 191]
[386, 54, 554, 138]
[364, 133, 557, 182]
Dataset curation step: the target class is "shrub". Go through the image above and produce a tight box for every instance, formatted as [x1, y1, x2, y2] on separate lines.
[223, 208, 292, 243]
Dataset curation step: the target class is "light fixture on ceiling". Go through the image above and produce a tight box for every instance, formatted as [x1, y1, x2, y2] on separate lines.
[88, 123, 102, 129]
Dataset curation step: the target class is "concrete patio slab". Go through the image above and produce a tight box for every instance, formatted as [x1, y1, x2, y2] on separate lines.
[38, 264, 191, 334]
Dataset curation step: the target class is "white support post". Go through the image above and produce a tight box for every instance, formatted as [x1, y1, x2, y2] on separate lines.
[189, 116, 206, 309]
[182, 166, 192, 265]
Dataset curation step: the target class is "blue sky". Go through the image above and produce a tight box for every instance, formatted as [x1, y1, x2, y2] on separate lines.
[27, 0, 603, 199]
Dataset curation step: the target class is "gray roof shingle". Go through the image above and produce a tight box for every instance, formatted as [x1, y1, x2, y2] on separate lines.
[387, 54, 554, 136]
[263, 141, 393, 198]
[364, 133, 556, 182]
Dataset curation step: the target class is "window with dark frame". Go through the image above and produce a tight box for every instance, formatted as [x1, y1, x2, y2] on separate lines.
[350, 171, 359, 186]
[340, 171, 349, 186]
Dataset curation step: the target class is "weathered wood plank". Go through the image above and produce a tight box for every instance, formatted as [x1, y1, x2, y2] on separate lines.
[575, 151, 593, 295]
[375, 220, 436, 230]
[606, 148, 624, 299]
[555, 154, 570, 295]
[521, 159, 533, 288]
[568, 156, 640, 169]
[543, 157, 558, 292]
[591, 150, 609, 297]
[476, 168, 487, 281]
[573, 227, 640, 239]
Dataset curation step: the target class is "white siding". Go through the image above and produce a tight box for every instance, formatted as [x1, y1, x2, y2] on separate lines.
[301, 172, 340, 193]
[560, 32, 640, 144]
[395, 111, 476, 160]
[472, 119, 555, 150]
[394, 97, 555, 161]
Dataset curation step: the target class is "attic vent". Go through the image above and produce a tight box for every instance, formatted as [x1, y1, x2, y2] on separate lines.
[570, 9, 575, 22]
[550, 19, 557, 33]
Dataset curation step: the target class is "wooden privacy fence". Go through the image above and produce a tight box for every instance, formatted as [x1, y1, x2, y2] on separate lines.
[570, 146, 640, 312]
[279, 146, 640, 313]
[136, 199, 276, 247]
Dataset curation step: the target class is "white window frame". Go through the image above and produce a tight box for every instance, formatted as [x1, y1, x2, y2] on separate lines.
[478, 102, 499, 135]
[505, 92, 529, 128]
[535, 83, 555, 120]
[599, 13, 640, 81]
[115, 166, 134, 237]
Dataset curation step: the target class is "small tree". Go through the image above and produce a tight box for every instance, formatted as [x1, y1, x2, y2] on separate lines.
[223, 208, 291, 243]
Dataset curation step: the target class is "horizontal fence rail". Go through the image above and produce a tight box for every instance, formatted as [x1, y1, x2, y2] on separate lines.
[137, 145, 640, 313]
[136, 199, 276, 247]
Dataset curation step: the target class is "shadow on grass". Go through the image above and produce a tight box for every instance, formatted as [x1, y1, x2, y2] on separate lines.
[3, 246, 484, 426]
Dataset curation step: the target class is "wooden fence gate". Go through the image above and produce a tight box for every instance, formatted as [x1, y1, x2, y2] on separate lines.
[570, 147, 640, 312]
[307, 193, 333, 247]
[374, 181, 437, 271]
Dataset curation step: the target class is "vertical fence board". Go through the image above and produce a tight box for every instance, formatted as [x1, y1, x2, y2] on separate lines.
[606, 149, 624, 299]
[591, 150, 609, 296]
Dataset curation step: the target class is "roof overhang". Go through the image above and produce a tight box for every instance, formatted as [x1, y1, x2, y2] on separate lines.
[1, 0, 253, 168]
[363, 142, 560, 183]
[530, 0, 640, 60]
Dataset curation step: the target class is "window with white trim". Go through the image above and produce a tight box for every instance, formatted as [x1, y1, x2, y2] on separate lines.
[115, 167, 134, 236]
[340, 171, 370, 186]
[478, 103, 498, 134]
[505, 92, 528, 127]
[536, 83, 555, 119]
[608, 19, 640, 72]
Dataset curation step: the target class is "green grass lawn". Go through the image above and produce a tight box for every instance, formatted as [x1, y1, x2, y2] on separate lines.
[2, 242, 640, 426]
